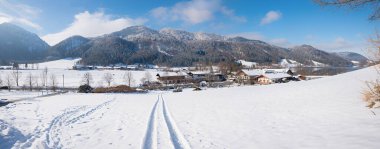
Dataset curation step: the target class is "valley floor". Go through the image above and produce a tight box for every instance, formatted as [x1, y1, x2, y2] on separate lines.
[1, 66, 380, 149]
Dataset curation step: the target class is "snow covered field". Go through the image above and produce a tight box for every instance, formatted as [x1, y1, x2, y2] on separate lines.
[0, 68, 160, 88]
[1, 58, 161, 88]
[1, 66, 380, 149]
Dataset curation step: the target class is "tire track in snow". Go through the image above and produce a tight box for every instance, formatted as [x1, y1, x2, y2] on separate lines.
[65, 99, 114, 125]
[142, 97, 160, 149]
[45, 99, 115, 148]
[161, 95, 191, 149]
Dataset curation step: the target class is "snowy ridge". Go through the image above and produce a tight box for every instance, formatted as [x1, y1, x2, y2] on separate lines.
[159, 28, 227, 41]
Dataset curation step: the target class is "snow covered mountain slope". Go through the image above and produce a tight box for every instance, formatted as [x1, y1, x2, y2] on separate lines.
[159, 28, 227, 41]
[0, 66, 379, 149]
[0, 23, 49, 61]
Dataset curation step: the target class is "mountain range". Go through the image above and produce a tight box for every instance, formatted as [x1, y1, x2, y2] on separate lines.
[0, 23, 369, 67]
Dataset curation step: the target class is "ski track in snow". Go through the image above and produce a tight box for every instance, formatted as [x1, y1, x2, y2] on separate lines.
[2, 99, 115, 149]
[142, 97, 160, 149]
[142, 95, 191, 149]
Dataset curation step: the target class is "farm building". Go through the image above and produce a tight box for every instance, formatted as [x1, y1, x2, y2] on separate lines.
[187, 72, 226, 83]
[156, 72, 189, 84]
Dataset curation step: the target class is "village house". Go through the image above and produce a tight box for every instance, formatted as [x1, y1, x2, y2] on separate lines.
[235, 69, 264, 84]
[72, 64, 95, 70]
[265, 73, 293, 83]
[187, 72, 227, 83]
[156, 72, 189, 85]
[236, 69, 296, 85]
[256, 75, 272, 85]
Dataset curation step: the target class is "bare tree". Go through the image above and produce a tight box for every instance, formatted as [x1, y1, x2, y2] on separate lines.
[40, 67, 48, 88]
[314, 0, 380, 20]
[103, 72, 114, 87]
[140, 71, 153, 85]
[140, 77, 147, 85]
[50, 74, 58, 92]
[0, 74, 2, 86]
[123, 71, 135, 87]
[12, 69, 22, 87]
[82, 72, 93, 86]
[25, 73, 35, 91]
[6, 73, 12, 91]
[144, 71, 153, 83]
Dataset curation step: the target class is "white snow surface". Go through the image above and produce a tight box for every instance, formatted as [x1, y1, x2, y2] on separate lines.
[1, 66, 380, 149]
[19, 58, 81, 70]
[0, 68, 160, 88]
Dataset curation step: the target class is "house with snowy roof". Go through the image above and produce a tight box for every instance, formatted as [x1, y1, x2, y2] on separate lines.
[235, 69, 264, 84]
[264, 73, 293, 83]
[187, 71, 226, 83]
[156, 72, 189, 84]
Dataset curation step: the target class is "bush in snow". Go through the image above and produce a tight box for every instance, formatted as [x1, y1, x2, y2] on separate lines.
[78, 84, 93, 93]
[363, 80, 380, 108]
[93, 85, 136, 93]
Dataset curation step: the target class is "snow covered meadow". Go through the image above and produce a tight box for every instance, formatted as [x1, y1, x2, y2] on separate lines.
[1, 61, 380, 148]
[0, 59, 160, 88]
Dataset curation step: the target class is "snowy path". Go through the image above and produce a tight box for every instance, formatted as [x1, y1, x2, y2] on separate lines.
[142, 95, 191, 149]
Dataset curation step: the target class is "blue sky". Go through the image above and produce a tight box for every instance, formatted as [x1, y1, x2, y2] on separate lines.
[0, 0, 378, 55]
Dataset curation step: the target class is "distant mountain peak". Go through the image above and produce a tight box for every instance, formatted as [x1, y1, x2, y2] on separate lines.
[0, 23, 49, 61]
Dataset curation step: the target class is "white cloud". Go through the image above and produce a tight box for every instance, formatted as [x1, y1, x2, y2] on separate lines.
[0, 0, 42, 30]
[220, 6, 247, 23]
[260, 11, 282, 25]
[42, 11, 147, 45]
[150, 0, 245, 24]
